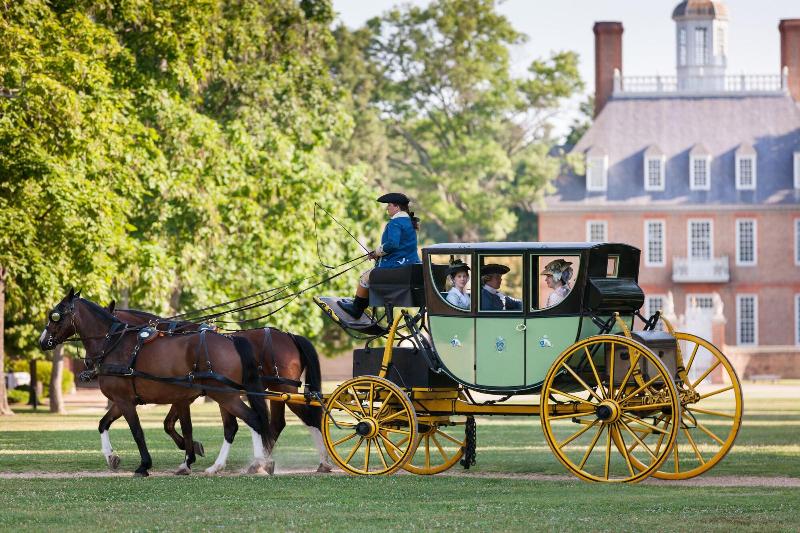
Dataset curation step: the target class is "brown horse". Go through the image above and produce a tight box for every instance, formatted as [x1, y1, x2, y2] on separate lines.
[107, 304, 332, 474]
[39, 289, 275, 476]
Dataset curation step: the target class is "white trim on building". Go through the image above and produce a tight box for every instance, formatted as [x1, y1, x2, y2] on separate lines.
[586, 220, 607, 242]
[687, 218, 713, 260]
[586, 155, 608, 192]
[735, 218, 757, 266]
[644, 219, 666, 267]
[690, 155, 711, 190]
[736, 294, 758, 346]
[735, 154, 756, 190]
[644, 155, 666, 191]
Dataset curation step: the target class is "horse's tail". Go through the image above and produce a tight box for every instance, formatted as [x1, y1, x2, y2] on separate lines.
[232, 335, 274, 451]
[289, 334, 323, 429]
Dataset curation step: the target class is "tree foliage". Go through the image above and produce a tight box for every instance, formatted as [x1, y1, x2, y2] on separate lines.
[333, 0, 584, 241]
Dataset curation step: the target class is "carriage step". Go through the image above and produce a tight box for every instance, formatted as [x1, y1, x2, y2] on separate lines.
[314, 296, 388, 335]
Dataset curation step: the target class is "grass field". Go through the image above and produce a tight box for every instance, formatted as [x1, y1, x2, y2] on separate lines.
[1, 382, 798, 531]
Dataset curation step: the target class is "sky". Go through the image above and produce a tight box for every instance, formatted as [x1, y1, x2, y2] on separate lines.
[332, 0, 800, 136]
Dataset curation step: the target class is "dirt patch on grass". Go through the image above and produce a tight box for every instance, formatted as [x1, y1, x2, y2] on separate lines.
[1, 469, 799, 486]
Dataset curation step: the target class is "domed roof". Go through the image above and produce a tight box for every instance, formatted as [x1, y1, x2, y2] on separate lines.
[672, 0, 728, 20]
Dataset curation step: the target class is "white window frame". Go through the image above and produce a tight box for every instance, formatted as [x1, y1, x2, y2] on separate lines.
[794, 152, 800, 189]
[694, 27, 708, 65]
[795, 293, 800, 346]
[685, 293, 715, 314]
[796, 219, 800, 266]
[735, 154, 756, 190]
[644, 220, 666, 267]
[688, 219, 714, 261]
[735, 218, 757, 266]
[644, 155, 666, 191]
[690, 155, 711, 191]
[585, 220, 607, 243]
[736, 294, 758, 346]
[679, 29, 687, 67]
[644, 294, 667, 330]
[586, 155, 608, 192]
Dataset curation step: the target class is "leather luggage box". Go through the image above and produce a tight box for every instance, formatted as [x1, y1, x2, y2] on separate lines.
[353, 347, 456, 388]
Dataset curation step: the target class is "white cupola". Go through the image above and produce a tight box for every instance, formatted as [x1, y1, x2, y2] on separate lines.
[672, 0, 728, 91]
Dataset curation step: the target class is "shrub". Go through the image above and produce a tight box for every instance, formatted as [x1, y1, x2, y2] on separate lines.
[6, 359, 74, 396]
[7, 388, 28, 404]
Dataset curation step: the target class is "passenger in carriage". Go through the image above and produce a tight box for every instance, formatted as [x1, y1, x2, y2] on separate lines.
[445, 259, 471, 309]
[480, 264, 522, 311]
[541, 258, 573, 307]
[339, 192, 421, 319]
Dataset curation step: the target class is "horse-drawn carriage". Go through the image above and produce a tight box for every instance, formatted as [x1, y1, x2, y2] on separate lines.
[41, 241, 742, 482]
[312, 241, 743, 482]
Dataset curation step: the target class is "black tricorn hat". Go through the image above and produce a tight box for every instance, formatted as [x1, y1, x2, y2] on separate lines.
[377, 192, 410, 205]
[481, 264, 510, 277]
[448, 259, 470, 276]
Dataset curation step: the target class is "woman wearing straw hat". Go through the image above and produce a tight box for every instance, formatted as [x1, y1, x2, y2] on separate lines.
[445, 259, 471, 309]
[339, 192, 421, 319]
[541, 258, 573, 307]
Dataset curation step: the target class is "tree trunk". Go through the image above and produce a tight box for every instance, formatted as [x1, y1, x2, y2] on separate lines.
[49, 344, 66, 414]
[0, 266, 13, 415]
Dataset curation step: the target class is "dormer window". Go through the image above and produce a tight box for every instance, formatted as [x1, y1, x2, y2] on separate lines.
[794, 152, 800, 189]
[689, 144, 711, 191]
[694, 27, 708, 65]
[643, 146, 665, 191]
[585, 147, 608, 192]
[735, 144, 756, 190]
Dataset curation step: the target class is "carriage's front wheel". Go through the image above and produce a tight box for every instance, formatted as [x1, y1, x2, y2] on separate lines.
[541, 335, 680, 483]
[322, 376, 418, 475]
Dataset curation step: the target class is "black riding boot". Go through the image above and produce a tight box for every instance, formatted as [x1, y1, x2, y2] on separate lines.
[340, 295, 368, 319]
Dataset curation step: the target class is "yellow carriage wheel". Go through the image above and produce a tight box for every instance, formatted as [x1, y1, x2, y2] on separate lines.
[621, 332, 743, 480]
[385, 418, 467, 475]
[322, 376, 418, 476]
[541, 335, 680, 483]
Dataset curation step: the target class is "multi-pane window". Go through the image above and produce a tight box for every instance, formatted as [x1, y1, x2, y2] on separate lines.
[689, 220, 712, 260]
[645, 220, 665, 266]
[645, 157, 664, 191]
[679, 29, 687, 66]
[716, 26, 726, 56]
[691, 156, 710, 190]
[736, 156, 756, 190]
[796, 219, 800, 266]
[796, 294, 800, 346]
[586, 221, 607, 243]
[794, 152, 800, 189]
[587, 156, 608, 191]
[694, 27, 708, 65]
[645, 295, 666, 330]
[736, 219, 756, 266]
[736, 295, 757, 345]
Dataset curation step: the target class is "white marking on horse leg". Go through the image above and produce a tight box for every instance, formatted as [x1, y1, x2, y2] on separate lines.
[100, 430, 113, 458]
[205, 440, 231, 474]
[250, 428, 265, 460]
[308, 426, 333, 471]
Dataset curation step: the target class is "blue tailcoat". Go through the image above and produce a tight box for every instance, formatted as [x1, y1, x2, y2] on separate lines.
[377, 216, 420, 269]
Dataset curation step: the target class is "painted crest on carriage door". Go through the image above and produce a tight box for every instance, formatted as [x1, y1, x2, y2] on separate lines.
[495, 336, 506, 352]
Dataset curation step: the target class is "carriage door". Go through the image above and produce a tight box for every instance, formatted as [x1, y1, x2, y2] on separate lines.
[475, 254, 526, 387]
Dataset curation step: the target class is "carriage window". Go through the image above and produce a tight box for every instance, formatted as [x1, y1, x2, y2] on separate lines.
[607, 256, 619, 278]
[429, 253, 473, 312]
[479, 255, 523, 312]
[533, 255, 580, 310]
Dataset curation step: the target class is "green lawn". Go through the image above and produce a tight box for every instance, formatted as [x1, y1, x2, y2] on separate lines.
[0, 383, 798, 531]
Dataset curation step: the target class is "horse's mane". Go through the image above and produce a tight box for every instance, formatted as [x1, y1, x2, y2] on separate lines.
[121, 307, 162, 320]
[79, 298, 117, 321]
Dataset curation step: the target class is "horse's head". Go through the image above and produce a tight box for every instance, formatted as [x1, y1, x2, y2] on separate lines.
[38, 287, 81, 351]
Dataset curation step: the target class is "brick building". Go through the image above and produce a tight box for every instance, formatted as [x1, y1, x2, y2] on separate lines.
[540, 1, 800, 378]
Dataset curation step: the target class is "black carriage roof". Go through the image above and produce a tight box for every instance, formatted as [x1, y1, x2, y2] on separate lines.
[424, 242, 637, 252]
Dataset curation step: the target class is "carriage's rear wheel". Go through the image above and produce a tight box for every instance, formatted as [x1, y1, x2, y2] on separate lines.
[385, 417, 467, 475]
[541, 335, 680, 483]
[322, 376, 418, 475]
[621, 332, 743, 479]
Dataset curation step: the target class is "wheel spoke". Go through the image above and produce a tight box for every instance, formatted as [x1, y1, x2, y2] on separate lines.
[379, 410, 410, 425]
[375, 438, 389, 469]
[584, 346, 606, 399]
[332, 431, 358, 447]
[653, 415, 671, 456]
[578, 424, 605, 469]
[683, 428, 705, 465]
[604, 425, 611, 480]
[684, 342, 700, 374]
[349, 386, 368, 417]
[378, 432, 404, 455]
[548, 412, 596, 421]
[431, 434, 450, 462]
[613, 350, 642, 401]
[364, 438, 371, 471]
[620, 420, 657, 461]
[687, 406, 736, 419]
[691, 360, 721, 389]
[382, 427, 412, 435]
[673, 441, 680, 473]
[623, 402, 673, 412]
[559, 419, 600, 449]
[619, 375, 661, 405]
[436, 429, 464, 446]
[549, 388, 597, 406]
[620, 413, 670, 435]
[696, 421, 726, 445]
[699, 384, 734, 400]
[615, 426, 636, 477]
[332, 400, 362, 421]
[373, 392, 395, 421]
[367, 383, 375, 417]
[608, 342, 615, 400]
[561, 363, 603, 402]
[344, 436, 365, 464]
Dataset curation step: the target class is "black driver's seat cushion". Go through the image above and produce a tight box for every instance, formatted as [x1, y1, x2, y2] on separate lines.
[368, 264, 424, 308]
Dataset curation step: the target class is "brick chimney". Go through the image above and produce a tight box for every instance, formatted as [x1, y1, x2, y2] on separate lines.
[780, 19, 800, 101]
[594, 22, 623, 117]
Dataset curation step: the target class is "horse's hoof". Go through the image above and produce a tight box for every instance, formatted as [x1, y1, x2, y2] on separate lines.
[245, 461, 269, 475]
[204, 464, 225, 475]
[175, 464, 191, 476]
[193, 441, 205, 457]
[133, 470, 149, 478]
[266, 460, 275, 476]
[316, 463, 333, 473]
[107, 454, 121, 471]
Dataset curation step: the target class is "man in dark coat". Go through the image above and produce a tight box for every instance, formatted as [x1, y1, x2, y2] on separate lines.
[480, 264, 522, 311]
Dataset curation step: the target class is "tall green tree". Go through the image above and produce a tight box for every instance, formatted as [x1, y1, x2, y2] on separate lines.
[333, 0, 584, 242]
